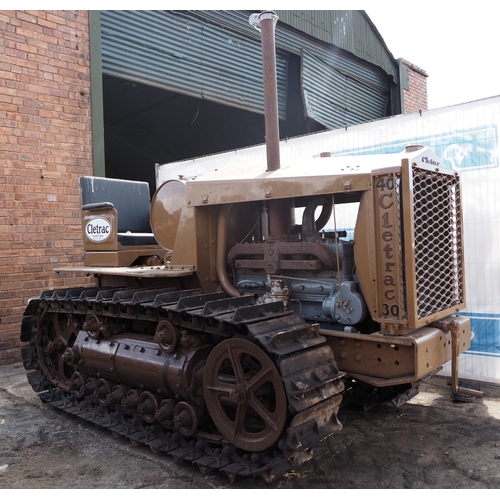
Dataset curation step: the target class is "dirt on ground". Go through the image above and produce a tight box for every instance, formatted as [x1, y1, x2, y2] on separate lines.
[1, 362, 499, 489]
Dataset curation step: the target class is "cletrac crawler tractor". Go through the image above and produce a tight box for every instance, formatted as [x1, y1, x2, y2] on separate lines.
[20, 12, 479, 482]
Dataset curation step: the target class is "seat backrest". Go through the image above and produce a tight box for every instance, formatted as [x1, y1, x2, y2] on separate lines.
[80, 176, 152, 233]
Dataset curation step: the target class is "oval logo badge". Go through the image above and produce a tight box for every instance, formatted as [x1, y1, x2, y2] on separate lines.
[85, 217, 112, 243]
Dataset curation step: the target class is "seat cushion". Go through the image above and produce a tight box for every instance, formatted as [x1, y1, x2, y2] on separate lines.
[80, 176, 152, 233]
[117, 232, 159, 246]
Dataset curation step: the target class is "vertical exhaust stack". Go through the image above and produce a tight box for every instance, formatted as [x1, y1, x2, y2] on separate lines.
[250, 11, 281, 172]
[250, 11, 294, 237]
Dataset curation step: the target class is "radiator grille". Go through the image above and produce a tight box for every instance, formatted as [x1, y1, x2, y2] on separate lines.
[412, 167, 464, 319]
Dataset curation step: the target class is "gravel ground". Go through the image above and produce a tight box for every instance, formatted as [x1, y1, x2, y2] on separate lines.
[1, 362, 500, 489]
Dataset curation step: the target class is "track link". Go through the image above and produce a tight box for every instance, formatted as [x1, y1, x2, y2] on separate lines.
[20, 286, 345, 482]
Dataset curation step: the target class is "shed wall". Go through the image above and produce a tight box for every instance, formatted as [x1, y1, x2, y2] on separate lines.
[100, 10, 395, 129]
[100, 10, 289, 118]
[276, 10, 398, 82]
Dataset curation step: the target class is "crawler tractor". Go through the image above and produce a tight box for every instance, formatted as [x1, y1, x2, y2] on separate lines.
[20, 12, 478, 482]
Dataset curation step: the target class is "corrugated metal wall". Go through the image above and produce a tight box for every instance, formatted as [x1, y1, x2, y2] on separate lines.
[195, 11, 393, 93]
[100, 10, 397, 130]
[301, 49, 389, 129]
[275, 10, 398, 82]
[187, 11, 395, 127]
[100, 10, 288, 118]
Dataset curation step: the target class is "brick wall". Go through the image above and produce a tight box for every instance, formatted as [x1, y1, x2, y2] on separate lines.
[402, 58, 428, 114]
[0, 10, 93, 365]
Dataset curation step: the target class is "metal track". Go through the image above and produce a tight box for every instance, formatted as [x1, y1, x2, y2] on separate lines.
[20, 286, 345, 482]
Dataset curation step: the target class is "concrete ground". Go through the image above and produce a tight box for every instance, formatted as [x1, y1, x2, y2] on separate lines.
[1, 362, 500, 489]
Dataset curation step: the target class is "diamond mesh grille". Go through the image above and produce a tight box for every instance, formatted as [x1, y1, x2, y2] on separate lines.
[412, 167, 464, 319]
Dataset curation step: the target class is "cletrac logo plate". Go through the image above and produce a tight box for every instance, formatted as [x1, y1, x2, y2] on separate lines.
[373, 172, 406, 325]
[85, 217, 112, 243]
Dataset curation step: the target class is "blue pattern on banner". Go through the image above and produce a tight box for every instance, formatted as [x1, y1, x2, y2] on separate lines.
[461, 313, 500, 358]
[317, 124, 498, 171]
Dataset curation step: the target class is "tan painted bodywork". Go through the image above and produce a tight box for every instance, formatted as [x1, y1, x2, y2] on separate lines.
[60, 146, 471, 388]
[322, 315, 471, 387]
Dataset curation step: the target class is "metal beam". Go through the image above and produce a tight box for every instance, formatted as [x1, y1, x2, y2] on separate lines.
[89, 10, 106, 177]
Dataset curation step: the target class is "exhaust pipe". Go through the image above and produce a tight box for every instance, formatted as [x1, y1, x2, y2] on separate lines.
[250, 12, 294, 238]
[250, 11, 280, 172]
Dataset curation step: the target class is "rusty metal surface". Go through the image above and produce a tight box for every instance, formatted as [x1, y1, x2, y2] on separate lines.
[284, 394, 343, 453]
[255, 11, 281, 173]
[228, 240, 340, 274]
[20, 286, 346, 482]
[203, 338, 287, 452]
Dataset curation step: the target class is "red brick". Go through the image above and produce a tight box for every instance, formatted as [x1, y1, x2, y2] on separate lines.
[0, 10, 92, 364]
[402, 59, 428, 114]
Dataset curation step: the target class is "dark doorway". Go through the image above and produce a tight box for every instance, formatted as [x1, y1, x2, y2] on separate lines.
[102, 53, 324, 193]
